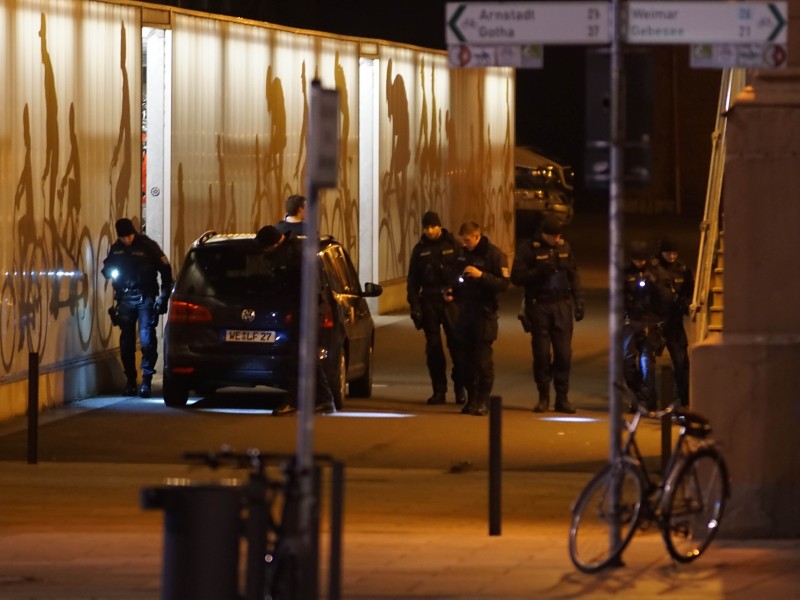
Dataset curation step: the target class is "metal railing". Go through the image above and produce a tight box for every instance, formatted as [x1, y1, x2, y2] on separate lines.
[690, 67, 748, 343]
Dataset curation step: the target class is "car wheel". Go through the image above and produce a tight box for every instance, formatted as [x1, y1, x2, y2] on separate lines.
[330, 351, 346, 411]
[348, 343, 373, 398]
[163, 375, 189, 408]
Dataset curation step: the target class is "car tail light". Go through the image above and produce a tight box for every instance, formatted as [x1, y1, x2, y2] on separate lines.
[169, 301, 213, 323]
[321, 303, 334, 328]
[171, 367, 195, 374]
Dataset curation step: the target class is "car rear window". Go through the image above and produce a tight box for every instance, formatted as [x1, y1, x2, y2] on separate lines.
[176, 244, 301, 299]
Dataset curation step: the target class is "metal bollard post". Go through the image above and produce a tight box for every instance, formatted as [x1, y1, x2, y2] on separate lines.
[27, 352, 38, 465]
[661, 365, 674, 473]
[489, 395, 502, 536]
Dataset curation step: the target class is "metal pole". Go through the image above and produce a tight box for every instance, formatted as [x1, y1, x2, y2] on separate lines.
[27, 352, 38, 465]
[608, 0, 626, 560]
[661, 365, 674, 473]
[488, 395, 502, 536]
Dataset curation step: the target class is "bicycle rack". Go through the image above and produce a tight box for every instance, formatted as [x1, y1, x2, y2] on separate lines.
[142, 451, 344, 600]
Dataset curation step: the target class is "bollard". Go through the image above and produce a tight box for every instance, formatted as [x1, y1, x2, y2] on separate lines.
[27, 352, 38, 465]
[660, 365, 674, 473]
[489, 395, 502, 536]
[142, 483, 242, 600]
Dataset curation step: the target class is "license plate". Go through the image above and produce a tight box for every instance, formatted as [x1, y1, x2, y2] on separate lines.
[224, 330, 276, 343]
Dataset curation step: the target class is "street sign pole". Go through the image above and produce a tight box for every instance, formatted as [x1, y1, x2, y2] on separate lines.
[608, 0, 625, 559]
[297, 78, 339, 599]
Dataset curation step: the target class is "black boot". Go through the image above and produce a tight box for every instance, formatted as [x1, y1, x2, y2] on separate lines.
[426, 392, 446, 405]
[455, 388, 467, 405]
[555, 395, 576, 414]
[123, 375, 137, 396]
[138, 375, 152, 398]
[533, 389, 549, 413]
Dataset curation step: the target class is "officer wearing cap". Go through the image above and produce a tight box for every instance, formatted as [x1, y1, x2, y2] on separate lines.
[623, 240, 667, 411]
[406, 211, 466, 405]
[511, 217, 583, 413]
[102, 218, 173, 397]
[652, 238, 694, 406]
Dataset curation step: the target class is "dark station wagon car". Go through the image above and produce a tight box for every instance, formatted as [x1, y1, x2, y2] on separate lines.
[162, 231, 382, 409]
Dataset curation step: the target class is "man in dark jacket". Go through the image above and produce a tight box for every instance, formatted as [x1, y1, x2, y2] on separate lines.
[455, 220, 510, 416]
[102, 218, 173, 397]
[255, 225, 334, 415]
[622, 240, 668, 411]
[511, 217, 583, 413]
[653, 238, 694, 406]
[275, 194, 306, 237]
[407, 211, 465, 405]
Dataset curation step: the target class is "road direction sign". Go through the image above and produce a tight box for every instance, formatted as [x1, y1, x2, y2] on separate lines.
[690, 43, 788, 68]
[626, 1, 788, 44]
[448, 44, 544, 68]
[446, 2, 611, 45]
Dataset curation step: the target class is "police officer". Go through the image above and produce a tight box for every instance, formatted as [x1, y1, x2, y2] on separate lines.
[653, 238, 694, 406]
[511, 217, 583, 413]
[622, 240, 667, 411]
[255, 225, 334, 415]
[102, 218, 173, 397]
[407, 211, 465, 405]
[454, 221, 509, 416]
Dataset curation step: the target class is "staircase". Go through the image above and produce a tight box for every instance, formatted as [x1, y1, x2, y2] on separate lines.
[691, 69, 747, 342]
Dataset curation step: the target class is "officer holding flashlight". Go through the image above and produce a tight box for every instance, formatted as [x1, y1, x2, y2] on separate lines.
[454, 220, 509, 416]
[102, 218, 173, 397]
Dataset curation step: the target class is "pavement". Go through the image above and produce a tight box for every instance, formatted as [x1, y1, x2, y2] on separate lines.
[1, 210, 799, 598]
[1, 457, 800, 599]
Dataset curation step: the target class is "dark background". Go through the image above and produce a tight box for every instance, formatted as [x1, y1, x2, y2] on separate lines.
[151, 0, 720, 215]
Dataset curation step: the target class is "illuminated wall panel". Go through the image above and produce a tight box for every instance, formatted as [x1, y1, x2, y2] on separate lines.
[170, 14, 360, 267]
[0, 0, 139, 379]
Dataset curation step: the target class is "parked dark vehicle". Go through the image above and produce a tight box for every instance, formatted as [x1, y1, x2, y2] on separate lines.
[515, 146, 575, 241]
[162, 231, 382, 409]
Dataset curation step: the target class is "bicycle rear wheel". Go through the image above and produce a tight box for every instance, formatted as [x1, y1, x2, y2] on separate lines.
[661, 446, 729, 562]
[569, 457, 645, 573]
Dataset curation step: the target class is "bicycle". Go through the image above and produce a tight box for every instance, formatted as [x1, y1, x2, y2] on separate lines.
[182, 448, 301, 600]
[568, 401, 730, 573]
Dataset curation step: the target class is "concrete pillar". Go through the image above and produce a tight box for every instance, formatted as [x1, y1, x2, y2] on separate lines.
[691, 71, 800, 537]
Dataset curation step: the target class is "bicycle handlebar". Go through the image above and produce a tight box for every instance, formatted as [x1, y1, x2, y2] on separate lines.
[182, 447, 289, 475]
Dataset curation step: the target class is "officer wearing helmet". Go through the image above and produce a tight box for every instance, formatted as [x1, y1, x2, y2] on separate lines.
[102, 218, 173, 397]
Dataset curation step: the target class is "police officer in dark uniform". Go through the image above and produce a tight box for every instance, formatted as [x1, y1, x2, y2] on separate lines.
[653, 238, 694, 406]
[454, 221, 509, 416]
[255, 225, 335, 415]
[511, 217, 583, 413]
[102, 218, 173, 397]
[407, 211, 466, 405]
[622, 240, 667, 411]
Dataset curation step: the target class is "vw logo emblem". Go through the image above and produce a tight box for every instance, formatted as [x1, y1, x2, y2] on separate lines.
[241, 309, 256, 322]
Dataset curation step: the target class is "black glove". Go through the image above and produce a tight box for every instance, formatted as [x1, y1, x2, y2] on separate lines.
[411, 311, 424, 330]
[153, 294, 169, 315]
[574, 302, 585, 322]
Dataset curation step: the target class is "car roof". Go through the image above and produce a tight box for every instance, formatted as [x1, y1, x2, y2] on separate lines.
[190, 230, 339, 250]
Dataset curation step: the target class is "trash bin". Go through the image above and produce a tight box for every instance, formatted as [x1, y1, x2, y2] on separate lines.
[142, 481, 242, 600]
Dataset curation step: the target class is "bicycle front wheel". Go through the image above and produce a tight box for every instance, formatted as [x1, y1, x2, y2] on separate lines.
[661, 446, 729, 562]
[569, 457, 646, 573]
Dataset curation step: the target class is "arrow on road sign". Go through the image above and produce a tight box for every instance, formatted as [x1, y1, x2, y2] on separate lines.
[448, 4, 467, 42]
[768, 3, 786, 42]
